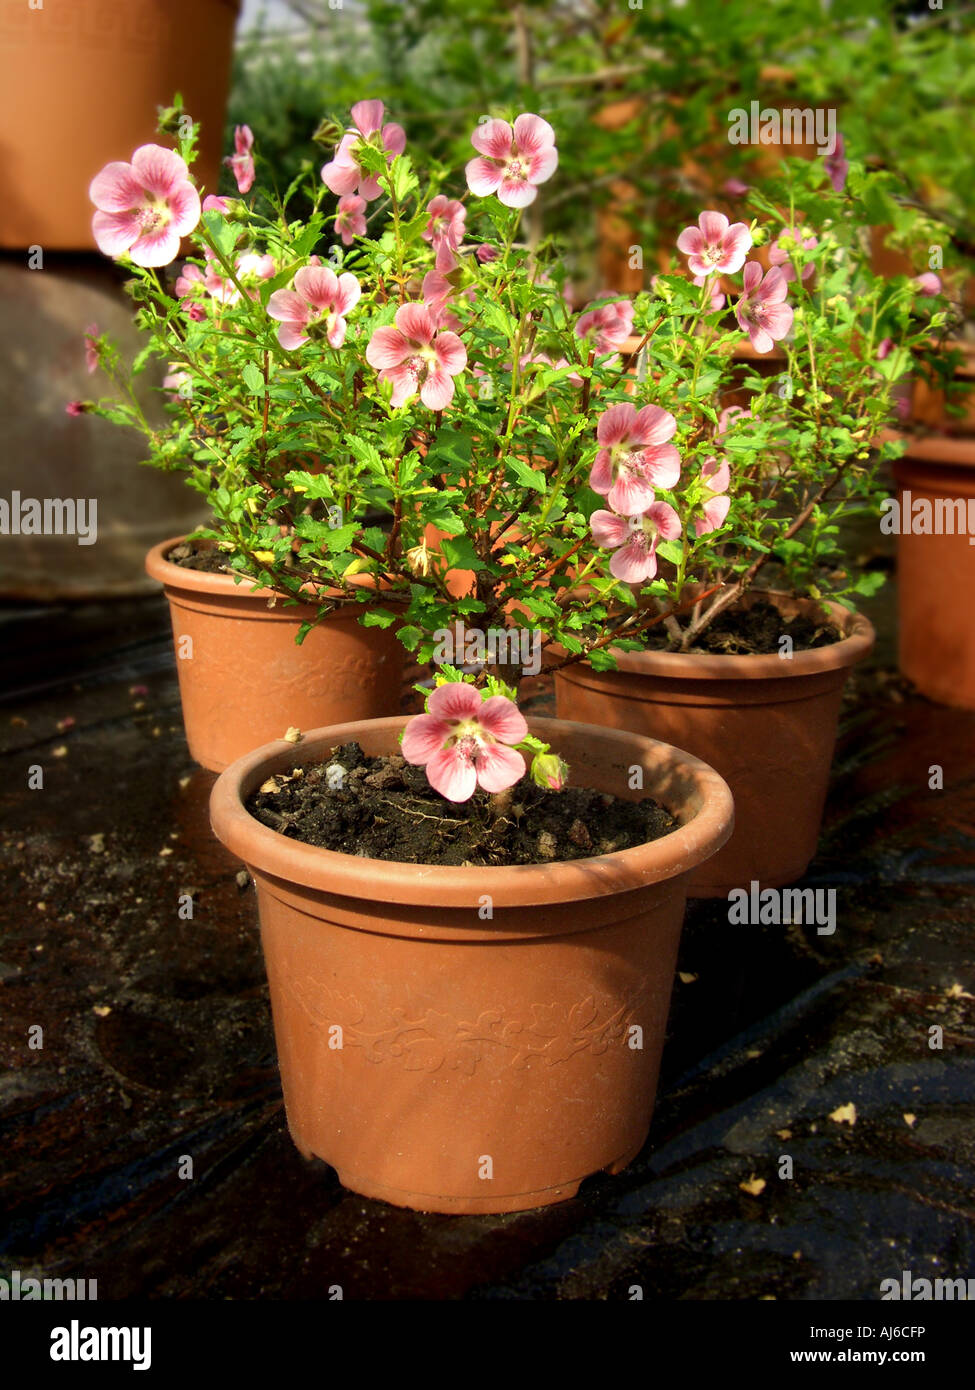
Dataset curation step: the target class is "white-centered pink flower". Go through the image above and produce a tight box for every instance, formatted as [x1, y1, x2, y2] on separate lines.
[694, 456, 731, 536]
[89, 144, 201, 268]
[225, 125, 255, 195]
[476, 243, 501, 264]
[589, 402, 681, 515]
[823, 133, 848, 193]
[465, 114, 558, 208]
[768, 225, 818, 282]
[334, 194, 367, 246]
[575, 298, 635, 353]
[735, 263, 793, 354]
[717, 404, 752, 437]
[915, 272, 942, 296]
[401, 681, 527, 802]
[162, 368, 192, 400]
[366, 302, 466, 409]
[266, 265, 361, 349]
[591, 503, 682, 584]
[677, 211, 751, 278]
[423, 195, 466, 271]
[205, 250, 275, 305]
[321, 100, 406, 201]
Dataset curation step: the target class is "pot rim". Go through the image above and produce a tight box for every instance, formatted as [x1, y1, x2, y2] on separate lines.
[892, 435, 975, 469]
[209, 715, 735, 908]
[552, 590, 875, 683]
[145, 533, 391, 608]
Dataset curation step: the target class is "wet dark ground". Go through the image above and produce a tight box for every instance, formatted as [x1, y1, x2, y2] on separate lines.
[0, 578, 973, 1301]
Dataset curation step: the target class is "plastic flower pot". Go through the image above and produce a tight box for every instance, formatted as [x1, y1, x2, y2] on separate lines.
[893, 437, 975, 709]
[146, 536, 406, 773]
[209, 715, 734, 1215]
[0, 0, 240, 250]
[554, 592, 874, 897]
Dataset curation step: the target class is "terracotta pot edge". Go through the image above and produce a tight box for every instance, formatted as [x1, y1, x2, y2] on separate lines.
[209, 716, 735, 910]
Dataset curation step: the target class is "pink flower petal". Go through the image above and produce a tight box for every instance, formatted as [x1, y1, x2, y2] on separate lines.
[321, 158, 360, 197]
[641, 444, 681, 490]
[366, 326, 410, 368]
[741, 261, 763, 294]
[632, 404, 676, 446]
[131, 144, 189, 197]
[428, 681, 482, 721]
[589, 451, 613, 495]
[394, 301, 435, 344]
[590, 509, 630, 548]
[477, 696, 528, 745]
[294, 265, 339, 310]
[471, 118, 513, 160]
[475, 742, 526, 794]
[129, 224, 182, 268]
[382, 122, 407, 156]
[513, 113, 555, 154]
[351, 100, 385, 136]
[427, 745, 478, 802]
[607, 473, 656, 515]
[610, 539, 655, 584]
[401, 713, 450, 763]
[433, 331, 467, 375]
[698, 209, 729, 244]
[420, 366, 456, 410]
[497, 175, 538, 208]
[465, 157, 504, 197]
[266, 290, 309, 325]
[91, 209, 141, 258]
[89, 161, 144, 213]
[596, 402, 635, 447]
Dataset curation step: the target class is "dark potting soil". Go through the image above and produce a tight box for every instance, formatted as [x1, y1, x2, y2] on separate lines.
[165, 540, 232, 574]
[246, 742, 680, 867]
[654, 599, 843, 656]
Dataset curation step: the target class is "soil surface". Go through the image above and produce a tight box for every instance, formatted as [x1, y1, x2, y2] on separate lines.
[246, 742, 680, 866]
[653, 599, 843, 656]
[165, 540, 232, 574]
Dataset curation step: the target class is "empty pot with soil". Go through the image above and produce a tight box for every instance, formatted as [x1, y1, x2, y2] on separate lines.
[209, 715, 734, 1215]
[146, 536, 406, 773]
[555, 591, 874, 897]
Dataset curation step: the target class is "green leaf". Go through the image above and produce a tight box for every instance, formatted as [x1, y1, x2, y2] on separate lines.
[241, 362, 265, 395]
[507, 456, 546, 493]
[362, 607, 398, 628]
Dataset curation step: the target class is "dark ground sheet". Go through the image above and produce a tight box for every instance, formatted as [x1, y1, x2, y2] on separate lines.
[0, 581, 972, 1301]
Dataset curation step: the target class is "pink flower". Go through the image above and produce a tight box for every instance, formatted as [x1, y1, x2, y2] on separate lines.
[476, 243, 501, 264]
[465, 114, 558, 208]
[575, 297, 635, 353]
[334, 194, 367, 246]
[203, 194, 233, 215]
[693, 456, 731, 536]
[162, 369, 192, 399]
[65, 400, 88, 417]
[225, 125, 255, 195]
[877, 337, 894, 360]
[722, 178, 750, 197]
[768, 225, 818, 282]
[677, 211, 751, 278]
[83, 323, 99, 374]
[401, 681, 527, 802]
[735, 263, 793, 354]
[423, 195, 466, 271]
[590, 502, 682, 584]
[589, 402, 681, 515]
[823, 133, 848, 193]
[692, 276, 726, 309]
[186, 302, 207, 323]
[266, 265, 361, 349]
[366, 302, 466, 410]
[89, 144, 201, 268]
[717, 404, 751, 437]
[421, 270, 461, 331]
[915, 272, 942, 296]
[321, 100, 406, 202]
[208, 250, 275, 305]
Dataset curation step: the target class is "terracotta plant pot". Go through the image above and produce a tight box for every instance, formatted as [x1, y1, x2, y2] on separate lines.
[909, 342, 975, 436]
[0, 0, 240, 250]
[209, 716, 734, 1214]
[146, 537, 406, 773]
[893, 437, 975, 709]
[554, 592, 875, 896]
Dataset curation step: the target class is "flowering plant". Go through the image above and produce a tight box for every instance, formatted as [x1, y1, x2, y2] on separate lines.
[79, 100, 946, 800]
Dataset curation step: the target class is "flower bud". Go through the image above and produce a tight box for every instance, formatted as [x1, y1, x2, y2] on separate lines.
[406, 542, 432, 577]
[531, 752, 569, 792]
[312, 117, 346, 149]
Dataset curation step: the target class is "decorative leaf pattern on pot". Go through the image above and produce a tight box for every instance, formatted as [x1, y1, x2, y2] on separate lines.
[283, 975, 648, 1075]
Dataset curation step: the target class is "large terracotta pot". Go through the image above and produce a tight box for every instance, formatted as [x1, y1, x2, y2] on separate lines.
[554, 592, 874, 896]
[146, 537, 406, 773]
[209, 716, 734, 1214]
[0, 0, 240, 249]
[893, 437, 975, 709]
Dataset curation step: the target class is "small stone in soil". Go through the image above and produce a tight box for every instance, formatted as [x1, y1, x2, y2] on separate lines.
[246, 742, 681, 867]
